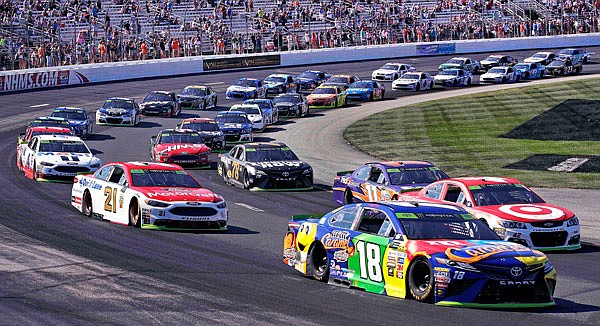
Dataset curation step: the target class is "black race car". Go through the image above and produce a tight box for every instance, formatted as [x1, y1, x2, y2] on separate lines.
[272, 93, 309, 118]
[294, 70, 331, 94]
[177, 85, 218, 110]
[544, 58, 582, 76]
[218, 142, 313, 191]
[139, 91, 180, 117]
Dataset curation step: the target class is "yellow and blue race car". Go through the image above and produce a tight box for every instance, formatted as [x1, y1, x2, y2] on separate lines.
[283, 201, 557, 308]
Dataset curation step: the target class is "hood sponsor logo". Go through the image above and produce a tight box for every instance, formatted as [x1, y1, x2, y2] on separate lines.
[145, 191, 215, 199]
[445, 242, 531, 263]
[249, 161, 302, 169]
[498, 204, 564, 220]
[162, 144, 204, 152]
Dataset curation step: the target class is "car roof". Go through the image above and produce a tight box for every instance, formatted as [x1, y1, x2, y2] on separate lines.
[244, 99, 271, 102]
[266, 74, 291, 78]
[217, 110, 248, 116]
[439, 176, 522, 186]
[147, 90, 173, 94]
[330, 74, 353, 78]
[371, 161, 435, 168]
[450, 57, 470, 60]
[241, 142, 288, 149]
[231, 104, 260, 109]
[238, 77, 259, 81]
[34, 134, 81, 141]
[383, 62, 409, 65]
[180, 117, 215, 123]
[532, 51, 554, 55]
[106, 97, 133, 101]
[160, 128, 197, 133]
[119, 161, 185, 171]
[53, 107, 86, 112]
[363, 201, 469, 215]
[183, 85, 207, 89]
[486, 54, 505, 58]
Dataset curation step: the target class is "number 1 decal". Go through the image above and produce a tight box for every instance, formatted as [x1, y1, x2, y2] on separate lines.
[356, 241, 383, 283]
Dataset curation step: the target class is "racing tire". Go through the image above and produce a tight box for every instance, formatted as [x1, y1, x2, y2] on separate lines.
[415, 84, 420, 92]
[218, 163, 228, 183]
[307, 242, 329, 282]
[453, 80, 458, 86]
[32, 161, 40, 180]
[516, 75, 521, 82]
[466, 78, 471, 86]
[369, 92, 374, 101]
[575, 67, 581, 75]
[304, 107, 310, 117]
[501, 77, 506, 84]
[242, 171, 252, 190]
[408, 257, 434, 303]
[524, 72, 530, 80]
[214, 97, 218, 108]
[343, 189, 354, 205]
[540, 71, 544, 78]
[380, 90, 385, 100]
[129, 199, 141, 228]
[343, 98, 347, 106]
[202, 100, 208, 110]
[82, 190, 93, 217]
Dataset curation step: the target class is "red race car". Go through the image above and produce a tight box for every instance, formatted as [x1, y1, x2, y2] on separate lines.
[149, 129, 211, 168]
[401, 177, 580, 251]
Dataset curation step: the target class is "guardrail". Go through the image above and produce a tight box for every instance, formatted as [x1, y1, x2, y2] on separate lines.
[2, 33, 600, 93]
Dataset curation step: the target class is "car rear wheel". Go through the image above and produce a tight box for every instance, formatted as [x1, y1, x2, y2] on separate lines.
[32, 161, 40, 179]
[218, 163, 228, 183]
[307, 242, 329, 282]
[82, 190, 93, 217]
[243, 171, 252, 189]
[129, 199, 141, 227]
[408, 257, 433, 302]
[344, 189, 354, 204]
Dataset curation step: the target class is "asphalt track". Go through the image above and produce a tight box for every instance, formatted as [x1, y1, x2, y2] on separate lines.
[1, 47, 599, 325]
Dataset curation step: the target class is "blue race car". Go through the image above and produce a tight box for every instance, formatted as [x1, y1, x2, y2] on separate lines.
[214, 111, 253, 144]
[263, 74, 298, 98]
[226, 78, 267, 100]
[346, 80, 386, 102]
[50, 107, 93, 138]
[295, 70, 331, 94]
[283, 201, 557, 307]
[514, 62, 545, 80]
[332, 161, 449, 205]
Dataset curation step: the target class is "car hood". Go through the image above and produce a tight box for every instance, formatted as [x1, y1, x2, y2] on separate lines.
[99, 107, 130, 115]
[178, 95, 205, 100]
[308, 94, 336, 99]
[373, 69, 397, 74]
[434, 75, 457, 81]
[439, 63, 462, 69]
[155, 143, 210, 155]
[480, 60, 498, 65]
[265, 82, 285, 88]
[248, 160, 310, 171]
[134, 186, 222, 202]
[296, 78, 316, 83]
[481, 72, 505, 78]
[474, 203, 573, 222]
[36, 152, 96, 164]
[347, 88, 371, 93]
[219, 123, 252, 130]
[141, 101, 172, 106]
[524, 57, 543, 63]
[274, 102, 299, 107]
[408, 239, 545, 263]
[394, 79, 419, 84]
[228, 86, 257, 92]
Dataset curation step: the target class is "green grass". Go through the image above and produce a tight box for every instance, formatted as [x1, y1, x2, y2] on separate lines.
[344, 78, 600, 189]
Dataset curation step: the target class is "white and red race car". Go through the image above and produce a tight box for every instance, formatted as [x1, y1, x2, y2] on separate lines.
[71, 161, 228, 230]
[401, 177, 580, 251]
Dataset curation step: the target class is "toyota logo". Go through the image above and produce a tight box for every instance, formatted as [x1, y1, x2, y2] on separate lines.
[510, 267, 523, 278]
[282, 172, 290, 177]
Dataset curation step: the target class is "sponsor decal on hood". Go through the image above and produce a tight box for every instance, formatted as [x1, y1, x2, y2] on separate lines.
[138, 186, 220, 202]
[156, 143, 209, 154]
[476, 204, 570, 222]
[443, 240, 539, 264]
[248, 161, 303, 169]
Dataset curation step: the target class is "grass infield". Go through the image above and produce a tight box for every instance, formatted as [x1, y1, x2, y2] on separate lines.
[344, 78, 600, 189]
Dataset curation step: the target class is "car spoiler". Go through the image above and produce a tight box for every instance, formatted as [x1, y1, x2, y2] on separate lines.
[292, 214, 324, 221]
[336, 170, 353, 177]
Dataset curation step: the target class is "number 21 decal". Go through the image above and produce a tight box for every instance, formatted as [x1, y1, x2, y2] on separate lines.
[356, 241, 383, 283]
[104, 187, 117, 213]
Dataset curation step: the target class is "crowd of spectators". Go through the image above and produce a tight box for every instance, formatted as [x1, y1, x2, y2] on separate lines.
[1, 0, 599, 70]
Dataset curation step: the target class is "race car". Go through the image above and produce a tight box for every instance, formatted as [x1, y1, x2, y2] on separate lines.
[95, 97, 141, 126]
[346, 80, 385, 101]
[50, 107, 93, 138]
[392, 72, 434, 91]
[177, 85, 218, 110]
[332, 161, 449, 205]
[514, 62, 545, 80]
[272, 93, 309, 118]
[321, 74, 361, 90]
[295, 70, 331, 94]
[18, 134, 102, 181]
[558, 48, 591, 63]
[16, 126, 74, 167]
[150, 129, 211, 168]
[480, 54, 518, 71]
[371, 63, 415, 81]
[433, 69, 472, 87]
[307, 85, 347, 108]
[283, 201, 557, 307]
[177, 118, 226, 151]
[218, 142, 313, 191]
[544, 58, 582, 76]
[226, 78, 267, 100]
[523, 51, 556, 65]
[263, 74, 298, 97]
[243, 98, 279, 125]
[139, 91, 180, 116]
[29, 116, 73, 130]
[438, 57, 480, 74]
[479, 66, 521, 84]
[229, 104, 266, 132]
[214, 111, 253, 144]
[71, 161, 228, 231]
[401, 177, 581, 251]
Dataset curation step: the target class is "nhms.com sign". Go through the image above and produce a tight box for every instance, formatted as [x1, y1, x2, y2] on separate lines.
[0, 70, 89, 92]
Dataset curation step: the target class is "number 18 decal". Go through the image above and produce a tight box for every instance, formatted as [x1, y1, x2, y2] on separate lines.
[356, 241, 383, 283]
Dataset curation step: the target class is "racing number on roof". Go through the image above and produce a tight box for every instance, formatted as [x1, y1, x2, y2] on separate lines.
[356, 241, 383, 283]
[104, 186, 117, 213]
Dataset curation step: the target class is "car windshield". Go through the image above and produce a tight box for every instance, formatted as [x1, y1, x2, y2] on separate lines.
[470, 184, 545, 206]
[159, 132, 203, 144]
[484, 56, 500, 62]
[533, 53, 548, 58]
[349, 81, 372, 88]
[398, 214, 500, 240]
[381, 64, 399, 70]
[180, 87, 206, 96]
[51, 111, 85, 120]
[514, 64, 529, 69]
[216, 114, 249, 124]
[244, 100, 270, 109]
[264, 76, 286, 83]
[246, 147, 300, 162]
[273, 95, 301, 104]
[180, 122, 220, 132]
[234, 79, 257, 87]
[103, 99, 134, 110]
[130, 169, 201, 187]
[438, 70, 459, 76]
[548, 61, 564, 67]
[388, 168, 449, 185]
[38, 140, 89, 153]
[233, 107, 260, 115]
[31, 119, 70, 128]
[312, 87, 336, 95]
[559, 49, 575, 55]
[446, 59, 464, 64]
[488, 68, 505, 74]
[143, 92, 173, 102]
[401, 73, 419, 79]
[327, 77, 349, 83]
[297, 71, 319, 79]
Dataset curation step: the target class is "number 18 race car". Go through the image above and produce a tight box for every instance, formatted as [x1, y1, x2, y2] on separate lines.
[283, 201, 557, 308]
[71, 162, 228, 230]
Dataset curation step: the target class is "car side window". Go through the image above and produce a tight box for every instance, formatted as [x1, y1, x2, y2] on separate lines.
[377, 170, 388, 185]
[95, 166, 113, 181]
[328, 206, 359, 229]
[368, 167, 383, 183]
[356, 208, 389, 235]
[228, 147, 238, 158]
[424, 183, 444, 199]
[444, 184, 463, 202]
[353, 166, 370, 181]
[29, 137, 37, 150]
[108, 167, 125, 184]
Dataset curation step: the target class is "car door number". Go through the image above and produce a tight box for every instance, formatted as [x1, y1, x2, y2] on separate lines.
[228, 161, 241, 180]
[356, 241, 383, 283]
[104, 186, 117, 213]
[364, 184, 383, 201]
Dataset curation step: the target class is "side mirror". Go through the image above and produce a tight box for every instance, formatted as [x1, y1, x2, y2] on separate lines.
[150, 136, 156, 144]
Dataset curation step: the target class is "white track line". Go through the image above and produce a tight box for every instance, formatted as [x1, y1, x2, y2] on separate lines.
[29, 103, 49, 108]
[234, 202, 264, 212]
